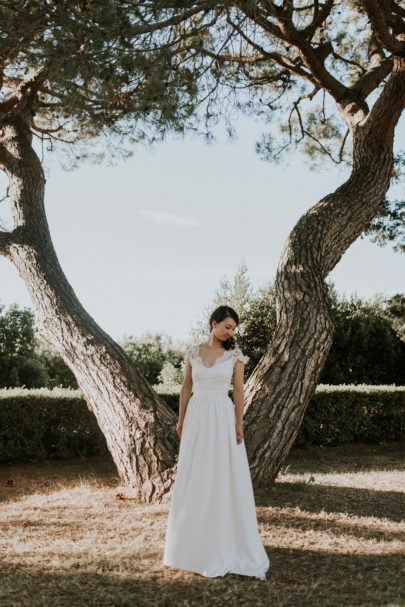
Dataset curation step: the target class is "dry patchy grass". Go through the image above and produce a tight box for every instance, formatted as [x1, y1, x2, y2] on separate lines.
[0, 442, 404, 607]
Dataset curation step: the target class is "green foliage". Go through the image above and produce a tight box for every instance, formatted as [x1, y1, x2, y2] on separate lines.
[1, 2, 403, 250]
[0, 1, 369, 164]
[294, 384, 405, 447]
[2, 282, 404, 391]
[189, 266, 405, 384]
[0, 302, 36, 357]
[362, 197, 405, 254]
[0, 302, 77, 388]
[383, 293, 405, 342]
[156, 361, 184, 390]
[35, 343, 78, 389]
[0, 303, 48, 388]
[0, 387, 107, 461]
[323, 291, 405, 385]
[235, 280, 277, 378]
[1, 384, 404, 462]
[0, 1, 204, 167]
[121, 331, 184, 385]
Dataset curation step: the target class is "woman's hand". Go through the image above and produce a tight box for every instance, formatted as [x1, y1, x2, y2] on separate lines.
[176, 421, 183, 439]
[235, 422, 244, 444]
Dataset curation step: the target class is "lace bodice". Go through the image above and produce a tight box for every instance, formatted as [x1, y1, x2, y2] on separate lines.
[188, 345, 248, 393]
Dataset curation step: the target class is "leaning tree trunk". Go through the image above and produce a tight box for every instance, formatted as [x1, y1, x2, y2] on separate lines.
[243, 55, 405, 488]
[0, 111, 179, 503]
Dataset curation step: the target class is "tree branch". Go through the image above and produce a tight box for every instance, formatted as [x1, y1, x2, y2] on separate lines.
[191, 47, 267, 65]
[0, 227, 26, 255]
[238, 2, 347, 101]
[338, 128, 350, 162]
[301, 0, 334, 41]
[358, 55, 405, 150]
[289, 88, 343, 164]
[360, 0, 405, 55]
[225, 9, 316, 83]
[236, 1, 287, 40]
[390, 0, 405, 19]
[331, 51, 365, 73]
[0, 66, 47, 115]
[124, 2, 219, 37]
[2, 76, 64, 103]
[350, 57, 393, 98]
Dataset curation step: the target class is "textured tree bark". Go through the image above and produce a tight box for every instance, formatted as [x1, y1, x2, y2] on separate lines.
[0, 112, 178, 503]
[243, 55, 405, 488]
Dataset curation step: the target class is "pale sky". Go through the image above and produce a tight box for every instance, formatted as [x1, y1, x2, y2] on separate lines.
[0, 113, 404, 346]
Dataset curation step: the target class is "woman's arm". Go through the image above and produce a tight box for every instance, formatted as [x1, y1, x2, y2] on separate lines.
[176, 356, 193, 437]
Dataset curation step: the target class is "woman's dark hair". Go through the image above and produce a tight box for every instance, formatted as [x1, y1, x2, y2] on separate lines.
[209, 305, 239, 351]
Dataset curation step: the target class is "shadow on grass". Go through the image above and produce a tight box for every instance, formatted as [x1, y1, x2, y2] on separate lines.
[255, 482, 405, 524]
[0, 455, 117, 504]
[256, 500, 405, 544]
[0, 549, 403, 607]
[1, 444, 404, 606]
[286, 440, 405, 474]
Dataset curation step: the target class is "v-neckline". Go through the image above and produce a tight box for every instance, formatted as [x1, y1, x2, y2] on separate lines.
[197, 345, 228, 368]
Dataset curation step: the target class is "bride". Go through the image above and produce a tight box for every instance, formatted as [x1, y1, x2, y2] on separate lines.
[163, 305, 270, 580]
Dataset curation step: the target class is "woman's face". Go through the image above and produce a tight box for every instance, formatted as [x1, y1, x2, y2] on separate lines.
[212, 316, 238, 341]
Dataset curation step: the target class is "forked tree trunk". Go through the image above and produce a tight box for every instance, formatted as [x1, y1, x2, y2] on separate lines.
[0, 56, 403, 504]
[243, 55, 405, 488]
[0, 112, 178, 503]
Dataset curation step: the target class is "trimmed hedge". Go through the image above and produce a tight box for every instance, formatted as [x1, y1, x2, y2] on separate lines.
[294, 384, 405, 447]
[0, 388, 107, 462]
[0, 384, 404, 463]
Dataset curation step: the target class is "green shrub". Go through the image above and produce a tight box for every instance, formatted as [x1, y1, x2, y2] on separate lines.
[0, 384, 404, 462]
[294, 384, 405, 446]
[0, 387, 107, 461]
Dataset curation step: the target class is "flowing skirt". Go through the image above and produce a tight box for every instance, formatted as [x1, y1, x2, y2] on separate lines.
[163, 388, 270, 579]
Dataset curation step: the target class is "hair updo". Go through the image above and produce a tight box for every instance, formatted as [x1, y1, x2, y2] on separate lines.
[209, 305, 239, 351]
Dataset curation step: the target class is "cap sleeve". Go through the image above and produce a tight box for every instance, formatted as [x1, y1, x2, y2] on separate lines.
[186, 345, 196, 366]
[233, 346, 248, 365]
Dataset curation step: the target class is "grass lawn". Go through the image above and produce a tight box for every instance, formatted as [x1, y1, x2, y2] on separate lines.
[0, 441, 404, 607]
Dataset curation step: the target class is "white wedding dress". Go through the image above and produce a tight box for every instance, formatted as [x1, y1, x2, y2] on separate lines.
[163, 344, 270, 579]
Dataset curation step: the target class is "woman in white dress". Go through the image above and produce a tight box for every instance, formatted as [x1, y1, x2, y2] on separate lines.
[163, 305, 270, 580]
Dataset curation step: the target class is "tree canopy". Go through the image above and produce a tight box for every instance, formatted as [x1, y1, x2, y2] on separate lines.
[1, 1, 403, 157]
[0, 1, 204, 165]
[1, 1, 403, 247]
